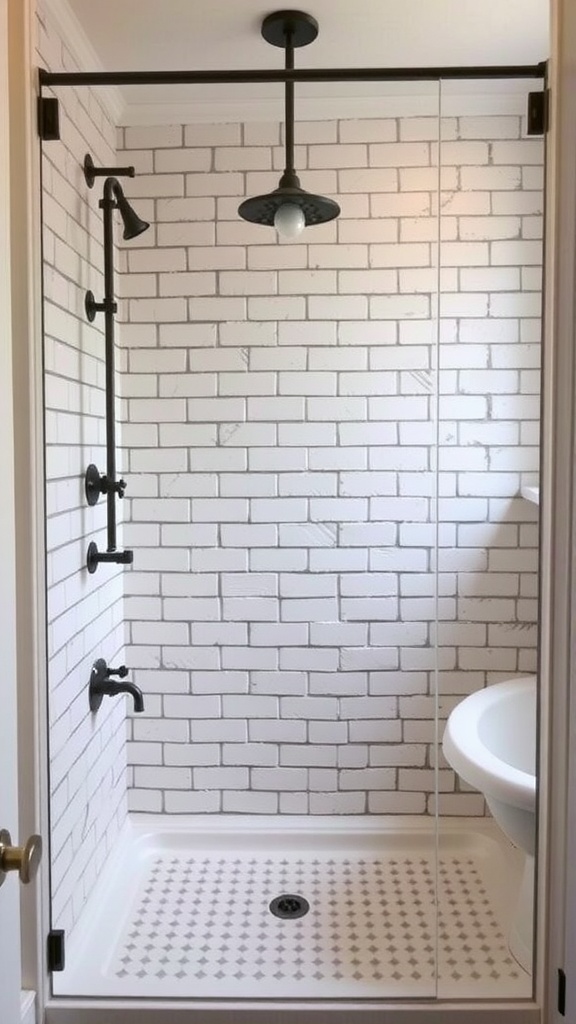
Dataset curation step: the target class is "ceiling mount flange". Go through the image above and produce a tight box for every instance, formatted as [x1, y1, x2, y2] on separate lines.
[261, 10, 319, 49]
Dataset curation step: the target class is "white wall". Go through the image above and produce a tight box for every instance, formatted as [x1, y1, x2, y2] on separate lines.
[116, 109, 541, 816]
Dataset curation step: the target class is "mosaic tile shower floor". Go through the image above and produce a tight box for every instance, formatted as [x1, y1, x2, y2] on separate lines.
[54, 818, 531, 1000]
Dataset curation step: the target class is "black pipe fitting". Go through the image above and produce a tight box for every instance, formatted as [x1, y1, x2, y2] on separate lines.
[84, 153, 135, 188]
[85, 465, 127, 506]
[86, 542, 133, 574]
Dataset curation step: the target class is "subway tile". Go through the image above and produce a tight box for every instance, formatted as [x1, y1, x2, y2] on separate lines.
[187, 172, 244, 196]
[164, 791, 221, 812]
[222, 597, 279, 621]
[222, 791, 278, 813]
[250, 549, 308, 572]
[251, 768, 308, 791]
[124, 125, 183, 148]
[307, 296, 364, 319]
[341, 119, 396, 143]
[48, 96, 541, 848]
[194, 767, 249, 789]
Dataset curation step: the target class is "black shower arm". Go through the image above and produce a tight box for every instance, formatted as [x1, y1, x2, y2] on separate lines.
[101, 176, 125, 210]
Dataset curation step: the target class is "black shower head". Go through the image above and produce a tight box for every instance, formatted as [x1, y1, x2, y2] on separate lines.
[114, 187, 150, 240]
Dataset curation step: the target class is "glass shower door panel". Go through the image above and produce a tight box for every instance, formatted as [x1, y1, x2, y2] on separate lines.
[349, 80, 441, 997]
[41, 81, 130, 989]
[436, 79, 542, 999]
[41, 69, 443, 1000]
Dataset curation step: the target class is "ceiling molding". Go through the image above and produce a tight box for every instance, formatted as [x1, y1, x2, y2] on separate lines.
[118, 91, 531, 127]
[44, 0, 126, 125]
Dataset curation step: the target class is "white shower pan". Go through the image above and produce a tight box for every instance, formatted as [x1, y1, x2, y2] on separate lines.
[50, 814, 530, 1007]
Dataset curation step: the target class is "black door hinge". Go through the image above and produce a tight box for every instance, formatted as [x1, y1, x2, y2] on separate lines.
[37, 96, 60, 140]
[47, 929, 65, 972]
[527, 90, 549, 136]
[558, 967, 566, 1016]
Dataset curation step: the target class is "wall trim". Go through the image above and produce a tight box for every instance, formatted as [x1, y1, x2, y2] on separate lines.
[21, 990, 36, 1024]
[9, 0, 50, 1010]
[542, 2, 576, 1020]
[44, 999, 541, 1024]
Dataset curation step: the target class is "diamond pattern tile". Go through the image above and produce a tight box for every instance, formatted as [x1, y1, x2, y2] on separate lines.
[105, 850, 527, 997]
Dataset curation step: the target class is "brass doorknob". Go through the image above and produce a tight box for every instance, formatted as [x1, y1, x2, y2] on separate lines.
[0, 829, 42, 886]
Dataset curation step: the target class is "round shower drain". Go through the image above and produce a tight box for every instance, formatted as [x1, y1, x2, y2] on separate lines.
[269, 893, 310, 919]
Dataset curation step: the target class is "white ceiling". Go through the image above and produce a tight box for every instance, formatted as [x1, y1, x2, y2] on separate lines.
[52, 0, 549, 124]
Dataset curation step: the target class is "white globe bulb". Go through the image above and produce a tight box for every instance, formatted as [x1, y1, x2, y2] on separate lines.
[274, 202, 306, 239]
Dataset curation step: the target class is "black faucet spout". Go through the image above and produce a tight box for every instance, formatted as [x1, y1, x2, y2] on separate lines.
[112, 680, 145, 713]
[89, 658, 145, 713]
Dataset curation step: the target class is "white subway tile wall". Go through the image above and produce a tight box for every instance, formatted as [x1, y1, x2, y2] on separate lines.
[117, 112, 541, 816]
[39, 1, 129, 935]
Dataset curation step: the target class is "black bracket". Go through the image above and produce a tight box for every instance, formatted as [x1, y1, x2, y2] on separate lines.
[83, 153, 135, 188]
[558, 967, 566, 1016]
[38, 97, 60, 141]
[86, 541, 133, 575]
[527, 90, 548, 135]
[47, 929, 65, 972]
[85, 464, 127, 506]
[85, 289, 118, 322]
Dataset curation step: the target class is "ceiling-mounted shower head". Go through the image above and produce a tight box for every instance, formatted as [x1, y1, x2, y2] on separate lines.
[238, 10, 340, 238]
[114, 187, 150, 240]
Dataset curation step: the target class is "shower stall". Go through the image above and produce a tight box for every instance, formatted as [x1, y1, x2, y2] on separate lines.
[39, 1, 545, 1017]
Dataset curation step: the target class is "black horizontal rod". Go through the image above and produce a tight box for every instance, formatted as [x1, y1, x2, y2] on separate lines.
[38, 63, 546, 89]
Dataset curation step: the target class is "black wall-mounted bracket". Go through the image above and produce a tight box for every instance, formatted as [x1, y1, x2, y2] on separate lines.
[47, 929, 65, 972]
[85, 289, 118, 322]
[85, 464, 126, 506]
[527, 89, 549, 135]
[558, 967, 566, 1016]
[38, 97, 60, 140]
[83, 153, 135, 188]
[86, 541, 133, 575]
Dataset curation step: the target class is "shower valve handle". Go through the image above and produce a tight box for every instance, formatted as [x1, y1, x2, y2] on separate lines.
[106, 665, 129, 679]
[85, 465, 128, 505]
[100, 475, 127, 497]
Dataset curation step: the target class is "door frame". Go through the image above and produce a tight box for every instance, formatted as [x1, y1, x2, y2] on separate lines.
[0, 0, 25, 1017]
[7, 0, 50, 1015]
[539, 1, 576, 1021]
[7, 0, 576, 1021]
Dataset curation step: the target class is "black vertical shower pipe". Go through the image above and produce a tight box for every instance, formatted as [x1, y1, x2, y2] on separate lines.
[283, 25, 295, 182]
[101, 178, 121, 555]
[85, 177, 133, 573]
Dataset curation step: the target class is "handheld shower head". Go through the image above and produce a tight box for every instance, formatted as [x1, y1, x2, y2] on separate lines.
[114, 186, 150, 240]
